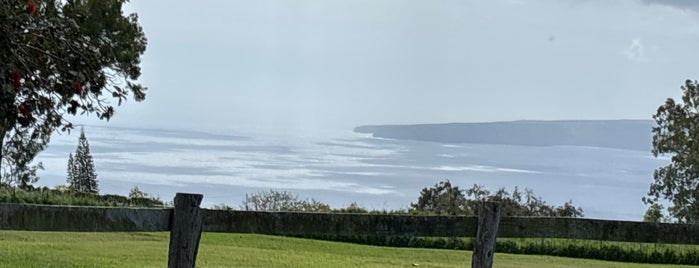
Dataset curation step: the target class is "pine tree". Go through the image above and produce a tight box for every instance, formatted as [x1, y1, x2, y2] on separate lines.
[66, 153, 74, 189]
[67, 128, 98, 194]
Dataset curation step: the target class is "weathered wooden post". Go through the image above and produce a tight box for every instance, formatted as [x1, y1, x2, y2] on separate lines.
[168, 193, 204, 268]
[472, 201, 501, 268]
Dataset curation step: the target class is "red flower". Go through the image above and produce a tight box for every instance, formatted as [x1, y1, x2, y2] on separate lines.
[27, 2, 37, 15]
[12, 71, 21, 89]
[74, 82, 83, 95]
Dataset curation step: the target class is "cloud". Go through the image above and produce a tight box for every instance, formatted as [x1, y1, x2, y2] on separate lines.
[623, 39, 649, 62]
[641, 0, 699, 12]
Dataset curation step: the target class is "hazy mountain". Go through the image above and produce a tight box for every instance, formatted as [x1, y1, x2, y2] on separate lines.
[354, 120, 654, 151]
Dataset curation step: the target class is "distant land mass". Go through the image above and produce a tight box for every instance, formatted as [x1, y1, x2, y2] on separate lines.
[354, 120, 655, 151]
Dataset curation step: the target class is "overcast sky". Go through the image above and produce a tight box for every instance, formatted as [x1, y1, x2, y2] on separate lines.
[81, 0, 699, 132]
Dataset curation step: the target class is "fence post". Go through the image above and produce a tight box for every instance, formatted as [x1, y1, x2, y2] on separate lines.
[471, 201, 501, 268]
[168, 193, 204, 268]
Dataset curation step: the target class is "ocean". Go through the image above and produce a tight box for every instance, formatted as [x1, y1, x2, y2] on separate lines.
[33, 125, 668, 221]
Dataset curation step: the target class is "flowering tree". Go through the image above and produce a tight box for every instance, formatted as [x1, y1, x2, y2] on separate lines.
[0, 0, 146, 186]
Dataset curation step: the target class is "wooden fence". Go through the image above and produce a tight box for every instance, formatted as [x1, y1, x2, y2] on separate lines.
[2, 193, 699, 268]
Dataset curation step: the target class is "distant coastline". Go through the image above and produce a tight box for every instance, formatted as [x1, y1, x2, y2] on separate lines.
[354, 120, 654, 151]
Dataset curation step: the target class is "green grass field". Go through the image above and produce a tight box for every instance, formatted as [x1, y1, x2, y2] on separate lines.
[0, 231, 694, 268]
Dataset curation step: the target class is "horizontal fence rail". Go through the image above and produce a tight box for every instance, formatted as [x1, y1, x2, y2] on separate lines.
[498, 217, 699, 244]
[2, 203, 699, 245]
[0, 203, 171, 232]
[203, 210, 479, 237]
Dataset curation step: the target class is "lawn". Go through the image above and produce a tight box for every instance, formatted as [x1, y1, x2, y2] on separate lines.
[0, 231, 694, 267]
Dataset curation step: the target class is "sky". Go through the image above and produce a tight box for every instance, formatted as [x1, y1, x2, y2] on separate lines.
[77, 0, 699, 132]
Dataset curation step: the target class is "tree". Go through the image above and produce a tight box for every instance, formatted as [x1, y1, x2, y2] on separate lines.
[241, 190, 331, 212]
[127, 185, 162, 207]
[1, 127, 44, 187]
[555, 200, 584, 218]
[0, 0, 147, 186]
[643, 204, 666, 223]
[465, 184, 583, 217]
[411, 180, 584, 217]
[128, 185, 148, 199]
[66, 128, 97, 193]
[66, 153, 74, 185]
[411, 180, 469, 215]
[334, 202, 368, 214]
[645, 80, 699, 223]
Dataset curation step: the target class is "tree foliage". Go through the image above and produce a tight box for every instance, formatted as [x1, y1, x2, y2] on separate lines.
[66, 128, 97, 194]
[241, 190, 331, 213]
[0, 0, 146, 186]
[411, 180, 584, 217]
[128, 185, 148, 199]
[333, 202, 369, 214]
[66, 152, 73, 183]
[642, 203, 666, 223]
[411, 180, 469, 215]
[645, 80, 699, 223]
[126, 185, 163, 207]
[0, 130, 43, 187]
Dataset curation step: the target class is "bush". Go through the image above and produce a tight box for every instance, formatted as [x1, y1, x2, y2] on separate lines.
[240, 190, 331, 212]
[0, 185, 162, 207]
[411, 180, 584, 217]
[333, 202, 368, 213]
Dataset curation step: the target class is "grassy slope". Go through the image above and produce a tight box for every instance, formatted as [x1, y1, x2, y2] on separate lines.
[0, 231, 693, 268]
